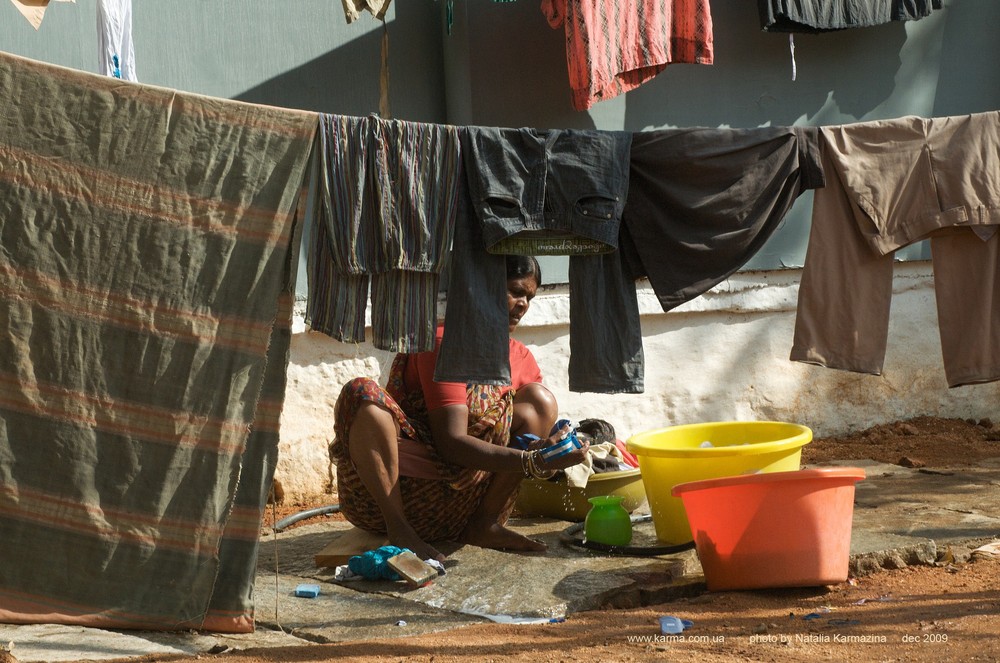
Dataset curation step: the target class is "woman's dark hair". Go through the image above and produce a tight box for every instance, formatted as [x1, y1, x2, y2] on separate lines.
[505, 255, 542, 287]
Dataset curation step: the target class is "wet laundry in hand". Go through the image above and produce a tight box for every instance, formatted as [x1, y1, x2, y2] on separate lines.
[540, 419, 583, 461]
[512, 433, 541, 450]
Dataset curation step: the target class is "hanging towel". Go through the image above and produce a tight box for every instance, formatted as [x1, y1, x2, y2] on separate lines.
[0, 50, 316, 633]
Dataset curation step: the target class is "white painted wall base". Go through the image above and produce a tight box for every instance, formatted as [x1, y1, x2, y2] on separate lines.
[275, 263, 1000, 501]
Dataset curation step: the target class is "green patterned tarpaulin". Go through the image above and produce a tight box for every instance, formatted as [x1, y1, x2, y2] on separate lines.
[0, 51, 317, 632]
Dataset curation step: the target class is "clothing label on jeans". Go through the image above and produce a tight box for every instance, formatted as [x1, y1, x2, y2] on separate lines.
[489, 236, 613, 256]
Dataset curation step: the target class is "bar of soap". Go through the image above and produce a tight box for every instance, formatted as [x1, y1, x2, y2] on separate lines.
[294, 583, 321, 598]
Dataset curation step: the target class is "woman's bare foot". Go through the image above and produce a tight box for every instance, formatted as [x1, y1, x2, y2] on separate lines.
[386, 525, 447, 563]
[458, 522, 547, 553]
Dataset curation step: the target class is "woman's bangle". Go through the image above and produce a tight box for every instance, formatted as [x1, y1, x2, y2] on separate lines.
[520, 450, 533, 478]
[527, 449, 556, 480]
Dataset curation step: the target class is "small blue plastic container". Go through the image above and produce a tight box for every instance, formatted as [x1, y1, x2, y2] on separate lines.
[658, 616, 693, 634]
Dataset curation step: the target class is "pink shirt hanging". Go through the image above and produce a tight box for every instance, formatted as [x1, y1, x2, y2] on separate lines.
[542, 0, 714, 111]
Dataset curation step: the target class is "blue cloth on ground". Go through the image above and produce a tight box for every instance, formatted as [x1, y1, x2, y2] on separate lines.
[348, 545, 409, 580]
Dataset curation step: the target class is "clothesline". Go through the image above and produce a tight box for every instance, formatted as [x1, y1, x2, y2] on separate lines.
[305, 113, 822, 394]
[305, 109, 1000, 393]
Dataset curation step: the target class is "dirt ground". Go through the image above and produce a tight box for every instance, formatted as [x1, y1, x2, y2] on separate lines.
[130, 416, 1000, 663]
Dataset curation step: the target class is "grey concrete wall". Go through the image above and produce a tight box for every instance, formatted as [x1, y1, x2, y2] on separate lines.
[2, 0, 445, 119]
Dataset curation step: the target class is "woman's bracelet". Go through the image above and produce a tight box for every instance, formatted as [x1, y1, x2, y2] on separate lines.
[520, 450, 533, 478]
[525, 449, 556, 480]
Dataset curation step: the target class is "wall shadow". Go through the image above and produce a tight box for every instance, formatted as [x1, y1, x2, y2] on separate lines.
[461, 0, 597, 130]
[234, 3, 447, 122]
[623, 2, 908, 130]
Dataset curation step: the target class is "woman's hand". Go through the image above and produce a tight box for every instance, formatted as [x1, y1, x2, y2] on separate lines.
[430, 407, 590, 475]
[526, 423, 590, 471]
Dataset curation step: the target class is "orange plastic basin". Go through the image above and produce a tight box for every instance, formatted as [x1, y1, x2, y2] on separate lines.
[672, 467, 866, 590]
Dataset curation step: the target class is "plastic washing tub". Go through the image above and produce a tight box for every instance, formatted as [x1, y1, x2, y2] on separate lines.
[515, 468, 645, 522]
[626, 421, 812, 544]
[672, 467, 866, 590]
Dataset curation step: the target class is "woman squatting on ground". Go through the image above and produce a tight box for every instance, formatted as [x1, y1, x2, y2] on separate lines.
[331, 255, 589, 562]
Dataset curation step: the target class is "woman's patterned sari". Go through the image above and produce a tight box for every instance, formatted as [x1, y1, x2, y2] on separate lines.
[330, 353, 517, 541]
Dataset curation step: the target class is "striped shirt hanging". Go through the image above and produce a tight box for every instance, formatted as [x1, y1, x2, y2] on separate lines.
[542, 0, 714, 111]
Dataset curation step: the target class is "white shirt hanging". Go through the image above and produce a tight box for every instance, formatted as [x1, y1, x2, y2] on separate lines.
[97, 0, 137, 81]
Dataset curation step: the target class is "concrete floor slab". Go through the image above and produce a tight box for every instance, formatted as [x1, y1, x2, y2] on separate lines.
[5, 459, 1000, 663]
[0, 624, 203, 662]
[252, 572, 488, 643]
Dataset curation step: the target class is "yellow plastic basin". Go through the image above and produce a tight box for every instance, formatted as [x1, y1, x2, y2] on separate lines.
[626, 421, 812, 544]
